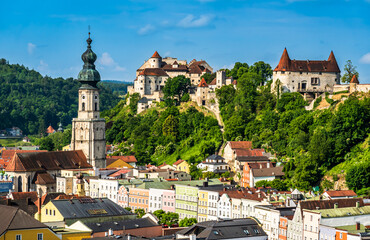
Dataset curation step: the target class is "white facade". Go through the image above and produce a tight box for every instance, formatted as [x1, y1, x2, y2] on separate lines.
[149, 188, 164, 213]
[217, 193, 232, 219]
[303, 210, 320, 240]
[207, 190, 219, 221]
[89, 179, 119, 203]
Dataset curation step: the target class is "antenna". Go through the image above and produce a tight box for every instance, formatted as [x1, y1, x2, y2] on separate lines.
[88, 25, 91, 38]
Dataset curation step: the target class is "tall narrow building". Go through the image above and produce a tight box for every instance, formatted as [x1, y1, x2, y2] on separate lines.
[71, 34, 106, 169]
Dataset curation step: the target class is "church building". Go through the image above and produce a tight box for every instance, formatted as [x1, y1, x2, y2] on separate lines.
[70, 34, 106, 169]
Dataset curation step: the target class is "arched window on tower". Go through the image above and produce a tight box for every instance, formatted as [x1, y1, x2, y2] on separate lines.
[82, 102, 85, 111]
[95, 102, 98, 111]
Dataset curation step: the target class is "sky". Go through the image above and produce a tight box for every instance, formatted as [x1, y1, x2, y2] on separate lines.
[1, 0, 370, 83]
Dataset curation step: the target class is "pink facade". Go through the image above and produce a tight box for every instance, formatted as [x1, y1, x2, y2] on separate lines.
[162, 189, 176, 212]
[118, 186, 129, 208]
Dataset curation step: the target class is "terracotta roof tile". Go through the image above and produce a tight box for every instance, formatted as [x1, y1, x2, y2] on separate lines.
[300, 198, 364, 212]
[228, 141, 253, 149]
[33, 172, 56, 185]
[274, 48, 340, 73]
[108, 169, 131, 178]
[138, 68, 168, 76]
[0, 150, 47, 169]
[151, 51, 161, 58]
[11, 192, 37, 201]
[209, 78, 217, 85]
[324, 190, 357, 197]
[5, 150, 91, 172]
[46, 125, 55, 134]
[198, 78, 208, 87]
[173, 159, 185, 166]
[350, 75, 359, 84]
[162, 64, 188, 71]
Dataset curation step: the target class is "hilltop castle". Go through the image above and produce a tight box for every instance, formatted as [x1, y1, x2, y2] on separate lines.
[128, 51, 235, 113]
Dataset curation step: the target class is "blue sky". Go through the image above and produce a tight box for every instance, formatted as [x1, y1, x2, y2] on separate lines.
[1, 0, 370, 83]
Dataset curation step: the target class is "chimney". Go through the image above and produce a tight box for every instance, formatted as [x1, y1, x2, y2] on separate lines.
[356, 201, 360, 208]
[127, 234, 131, 240]
[258, 193, 261, 198]
[356, 222, 360, 231]
[334, 203, 338, 209]
[267, 162, 270, 168]
[108, 228, 113, 236]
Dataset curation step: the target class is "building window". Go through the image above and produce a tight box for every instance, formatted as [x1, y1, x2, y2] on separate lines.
[82, 102, 85, 111]
[37, 233, 43, 240]
[340, 233, 343, 239]
[311, 78, 319, 85]
[95, 102, 98, 111]
[16, 235, 22, 240]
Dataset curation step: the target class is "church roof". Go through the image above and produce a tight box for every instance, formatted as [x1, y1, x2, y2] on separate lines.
[350, 74, 359, 84]
[138, 68, 168, 76]
[46, 125, 55, 134]
[198, 78, 208, 87]
[151, 51, 161, 58]
[274, 48, 340, 73]
[5, 150, 92, 172]
[33, 172, 56, 185]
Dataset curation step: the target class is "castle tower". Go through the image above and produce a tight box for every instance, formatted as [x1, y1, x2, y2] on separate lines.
[71, 33, 106, 169]
[149, 51, 162, 68]
[349, 74, 359, 93]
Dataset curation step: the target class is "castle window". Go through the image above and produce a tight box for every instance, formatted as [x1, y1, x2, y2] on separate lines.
[95, 95, 98, 100]
[95, 102, 98, 111]
[82, 103, 85, 111]
[82, 95, 85, 99]
[311, 78, 320, 85]
[281, 71, 285, 74]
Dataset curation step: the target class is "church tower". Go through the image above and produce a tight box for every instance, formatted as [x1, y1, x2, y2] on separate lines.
[71, 33, 106, 169]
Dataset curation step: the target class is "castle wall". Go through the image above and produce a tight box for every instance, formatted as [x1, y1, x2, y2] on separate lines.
[273, 71, 340, 93]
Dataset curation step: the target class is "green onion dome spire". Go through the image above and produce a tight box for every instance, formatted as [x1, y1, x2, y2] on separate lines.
[77, 32, 101, 88]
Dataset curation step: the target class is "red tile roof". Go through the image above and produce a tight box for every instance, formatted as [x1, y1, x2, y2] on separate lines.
[173, 159, 185, 166]
[209, 78, 217, 85]
[218, 189, 265, 202]
[228, 141, 253, 149]
[151, 51, 161, 58]
[46, 125, 55, 134]
[251, 166, 284, 177]
[198, 78, 208, 87]
[5, 150, 91, 172]
[11, 192, 37, 201]
[274, 48, 340, 73]
[350, 75, 359, 84]
[188, 60, 211, 74]
[138, 68, 168, 76]
[300, 198, 364, 212]
[324, 190, 357, 198]
[0, 150, 47, 169]
[162, 64, 188, 71]
[108, 169, 131, 178]
[235, 148, 264, 157]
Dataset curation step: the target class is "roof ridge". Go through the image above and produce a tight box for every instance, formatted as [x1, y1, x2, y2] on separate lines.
[5, 207, 19, 233]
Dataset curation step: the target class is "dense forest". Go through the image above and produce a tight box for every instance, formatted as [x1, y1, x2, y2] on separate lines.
[100, 80, 133, 96]
[0, 58, 122, 135]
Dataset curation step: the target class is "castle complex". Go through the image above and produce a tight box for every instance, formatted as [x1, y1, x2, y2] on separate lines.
[128, 51, 236, 113]
[70, 34, 106, 169]
[272, 48, 370, 101]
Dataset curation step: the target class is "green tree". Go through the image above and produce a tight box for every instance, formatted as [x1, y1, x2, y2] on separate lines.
[153, 210, 179, 226]
[249, 61, 273, 85]
[346, 161, 370, 191]
[129, 93, 141, 114]
[200, 72, 216, 84]
[134, 208, 146, 218]
[163, 75, 191, 105]
[179, 217, 197, 227]
[162, 115, 179, 138]
[38, 137, 54, 151]
[341, 60, 359, 83]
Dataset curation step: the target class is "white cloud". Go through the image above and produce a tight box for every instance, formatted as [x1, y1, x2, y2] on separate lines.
[360, 53, 370, 64]
[37, 60, 49, 72]
[178, 14, 214, 28]
[99, 52, 125, 72]
[138, 24, 155, 35]
[27, 43, 36, 55]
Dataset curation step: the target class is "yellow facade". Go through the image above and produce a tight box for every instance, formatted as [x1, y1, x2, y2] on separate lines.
[0, 228, 60, 240]
[60, 231, 91, 240]
[35, 201, 64, 223]
[62, 144, 71, 151]
[198, 190, 209, 222]
[176, 161, 190, 173]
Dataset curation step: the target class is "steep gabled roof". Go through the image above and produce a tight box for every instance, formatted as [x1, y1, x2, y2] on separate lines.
[33, 172, 56, 185]
[5, 150, 91, 172]
[274, 48, 340, 73]
[350, 75, 359, 84]
[209, 78, 217, 85]
[0, 205, 48, 235]
[151, 51, 161, 58]
[198, 78, 208, 87]
[46, 125, 55, 134]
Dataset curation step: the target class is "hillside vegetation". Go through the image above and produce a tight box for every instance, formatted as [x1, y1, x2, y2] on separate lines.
[0, 58, 121, 135]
